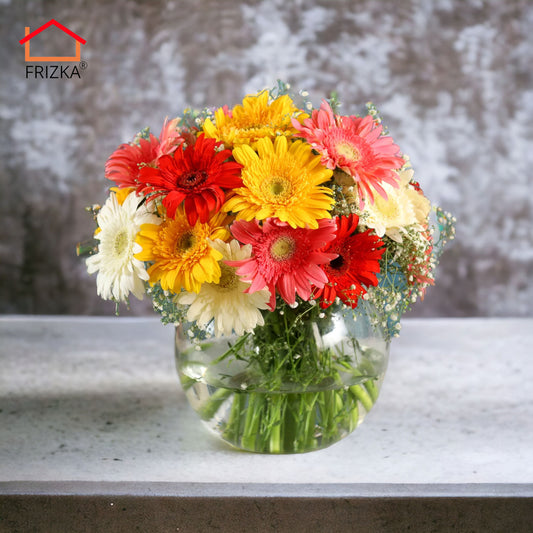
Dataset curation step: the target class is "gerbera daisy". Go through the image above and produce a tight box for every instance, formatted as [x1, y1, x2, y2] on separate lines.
[178, 239, 270, 337]
[202, 90, 301, 149]
[156, 117, 185, 159]
[135, 208, 230, 294]
[227, 218, 338, 310]
[105, 118, 185, 189]
[402, 166, 431, 227]
[137, 134, 242, 226]
[362, 164, 429, 243]
[314, 214, 384, 309]
[110, 186, 135, 206]
[292, 100, 404, 205]
[223, 136, 334, 229]
[86, 190, 160, 302]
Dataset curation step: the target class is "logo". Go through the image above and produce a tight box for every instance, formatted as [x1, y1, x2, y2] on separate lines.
[19, 19, 87, 79]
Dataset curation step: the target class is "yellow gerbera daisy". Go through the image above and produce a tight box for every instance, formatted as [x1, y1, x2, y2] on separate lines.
[223, 136, 334, 229]
[135, 208, 231, 294]
[202, 90, 301, 149]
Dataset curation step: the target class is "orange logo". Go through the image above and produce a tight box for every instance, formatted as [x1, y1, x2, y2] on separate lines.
[19, 19, 86, 62]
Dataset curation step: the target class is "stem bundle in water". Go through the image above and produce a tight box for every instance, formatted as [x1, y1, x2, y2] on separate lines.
[176, 301, 389, 453]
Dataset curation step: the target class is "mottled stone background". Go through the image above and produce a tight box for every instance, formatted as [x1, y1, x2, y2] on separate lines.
[0, 0, 531, 317]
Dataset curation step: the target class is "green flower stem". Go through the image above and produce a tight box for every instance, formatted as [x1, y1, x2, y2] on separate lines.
[191, 379, 379, 453]
[349, 398, 360, 432]
[349, 384, 375, 412]
[198, 387, 232, 421]
[183, 301, 386, 453]
[179, 374, 198, 392]
[318, 390, 336, 442]
[223, 391, 243, 444]
[212, 384, 376, 453]
[268, 394, 284, 453]
[364, 379, 380, 403]
[301, 393, 319, 451]
[282, 395, 298, 451]
[213, 333, 251, 364]
[241, 393, 262, 451]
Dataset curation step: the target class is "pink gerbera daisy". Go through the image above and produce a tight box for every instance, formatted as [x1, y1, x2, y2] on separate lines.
[105, 118, 185, 189]
[227, 218, 338, 310]
[292, 100, 404, 204]
[137, 134, 243, 225]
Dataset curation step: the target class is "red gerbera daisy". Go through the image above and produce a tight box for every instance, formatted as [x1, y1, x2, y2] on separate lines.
[105, 133, 160, 189]
[227, 218, 338, 310]
[138, 134, 243, 225]
[292, 100, 404, 205]
[314, 214, 384, 309]
[105, 118, 185, 189]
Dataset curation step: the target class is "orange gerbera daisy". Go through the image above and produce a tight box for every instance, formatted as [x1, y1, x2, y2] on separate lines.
[135, 209, 231, 294]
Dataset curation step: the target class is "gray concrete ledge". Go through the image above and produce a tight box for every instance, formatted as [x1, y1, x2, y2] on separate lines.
[1, 483, 533, 533]
[2, 481, 533, 498]
[1, 316, 532, 530]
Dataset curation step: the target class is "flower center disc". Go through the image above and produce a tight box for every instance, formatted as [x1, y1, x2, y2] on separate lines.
[269, 177, 289, 197]
[178, 170, 208, 189]
[329, 255, 345, 271]
[336, 141, 361, 162]
[113, 230, 129, 257]
[217, 263, 238, 290]
[176, 231, 196, 253]
[270, 236, 296, 261]
[374, 194, 401, 221]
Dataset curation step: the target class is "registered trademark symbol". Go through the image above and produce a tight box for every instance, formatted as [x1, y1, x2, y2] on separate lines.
[79, 60, 88, 70]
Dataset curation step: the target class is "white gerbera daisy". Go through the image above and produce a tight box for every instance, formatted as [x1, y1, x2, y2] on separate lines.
[86, 191, 160, 302]
[362, 166, 420, 243]
[178, 239, 270, 337]
[404, 176, 431, 227]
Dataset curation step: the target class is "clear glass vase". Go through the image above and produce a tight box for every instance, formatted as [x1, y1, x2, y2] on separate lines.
[175, 302, 390, 454]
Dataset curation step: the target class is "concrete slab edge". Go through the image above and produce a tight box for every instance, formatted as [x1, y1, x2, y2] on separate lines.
[1, 481, 533, 498]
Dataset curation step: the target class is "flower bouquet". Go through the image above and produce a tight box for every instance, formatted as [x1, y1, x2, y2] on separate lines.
[80, 81, 454, 453]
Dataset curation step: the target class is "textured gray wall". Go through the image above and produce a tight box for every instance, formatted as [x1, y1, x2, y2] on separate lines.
[0, 0, 531, 317]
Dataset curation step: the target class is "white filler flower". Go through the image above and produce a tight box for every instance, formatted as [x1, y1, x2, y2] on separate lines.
[86, 191, 160, 301]
[178, 239, 270, 337]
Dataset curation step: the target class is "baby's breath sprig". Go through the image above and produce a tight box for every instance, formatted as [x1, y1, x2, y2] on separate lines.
[367, 248, 411, 339]
[179, 107, 214, 132]
[270, 80, 315, 114]
[133, 126, 151, 143]
[365, 102, 389, 134]
[327, 90, 341, 114]
[147, 282, 185, 326]
[270, 79, 292, 98]
[147, 282, 213, 340]
[298, 89, 314, 113]
[432, 206, 456, 260]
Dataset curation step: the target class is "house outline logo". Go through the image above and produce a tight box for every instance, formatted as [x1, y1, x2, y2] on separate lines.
[19, 19, 86, 62]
